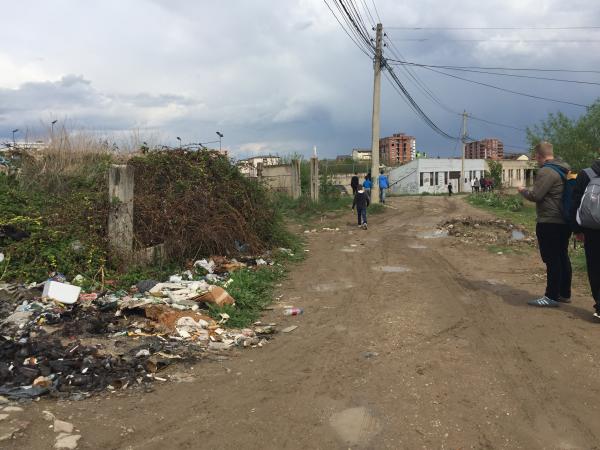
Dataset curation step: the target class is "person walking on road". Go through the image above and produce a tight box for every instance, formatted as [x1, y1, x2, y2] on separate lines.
[350, 172, 359, 195]
[363, 175, 372, 196]
[474, 177, 480, 193]
[352, 183, 370, 230]
[518, 141, 572, 307]
[378, 169, 389, 204]
[447, 183, 453, 197]
[471, 178, 476, 193]
[570, 149, 600, 321]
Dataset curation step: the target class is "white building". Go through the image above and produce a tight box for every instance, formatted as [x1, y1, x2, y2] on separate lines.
[388, 158, 535, 195]
[352, 148, 372, 161]
[237, 155, 281, 176]
[388, 158, 487, 195]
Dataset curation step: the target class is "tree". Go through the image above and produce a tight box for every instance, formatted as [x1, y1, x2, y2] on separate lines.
[527, 99, 600, 171]
[488, 159, 503, 189]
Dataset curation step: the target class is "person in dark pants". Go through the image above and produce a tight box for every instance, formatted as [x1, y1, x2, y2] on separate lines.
[447, 183, 453, 196]
[570, 151, 600, 321]
[518, 141, 572, 307]
[350, 172, 359, 195]
[352, 184, 370, 230]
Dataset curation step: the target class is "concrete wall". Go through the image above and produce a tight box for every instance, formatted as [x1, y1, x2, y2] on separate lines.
[261, 164, 294, 194]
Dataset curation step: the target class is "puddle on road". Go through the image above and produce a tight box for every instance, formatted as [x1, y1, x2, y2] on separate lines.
[312, 282, 354, 292]
[511, 230, 526, 241]
[330, 407, 381, 446]
[373, 265, 410, 273]
[418, 229, 449, 239]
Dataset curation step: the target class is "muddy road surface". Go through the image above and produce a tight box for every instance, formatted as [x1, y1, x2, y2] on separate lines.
[5, 196, 600, 449]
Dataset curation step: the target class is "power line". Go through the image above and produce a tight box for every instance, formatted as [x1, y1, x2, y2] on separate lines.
[388, 60, 600, 86]
[390, 38, 600, 43]
[421, 66, 589, 108]
[386, 26, 600, 30]
[323, 0, 373, 56]
[370, 0, 381, 23]
[384, 58, 600, 75]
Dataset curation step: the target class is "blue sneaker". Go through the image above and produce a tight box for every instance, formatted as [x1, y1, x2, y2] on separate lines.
[528, 296, 560, 307]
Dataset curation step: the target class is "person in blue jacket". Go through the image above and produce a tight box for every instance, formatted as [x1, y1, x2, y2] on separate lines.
[378, 169, 389, 203]
[363, 175, 372, 196]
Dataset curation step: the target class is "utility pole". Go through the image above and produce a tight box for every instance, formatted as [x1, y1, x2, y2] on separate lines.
[370, 23, 383, 204]
[460, 111, 467, 192]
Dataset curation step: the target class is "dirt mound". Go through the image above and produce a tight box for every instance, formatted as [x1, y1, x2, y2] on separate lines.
[440, 217, 535, 247]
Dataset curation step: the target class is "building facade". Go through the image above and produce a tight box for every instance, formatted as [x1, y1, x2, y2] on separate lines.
[388, 158, 533, 195]
[352, 148, 372, 161]
[379, 133, 416, 166]
[237, 155, 281, 176]
[465, 138, 504, 159]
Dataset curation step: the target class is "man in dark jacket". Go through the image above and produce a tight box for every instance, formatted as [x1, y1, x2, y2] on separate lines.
[352, 184, 370, 230]
[570, 150, 600, 321]
[518, 141, 572, 307]
[350, 172, 359, 195]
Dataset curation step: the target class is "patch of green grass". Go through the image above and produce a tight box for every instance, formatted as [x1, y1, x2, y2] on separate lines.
[369, 203, 385, 215]
[274, 193, 353, 225]
[208, 265, 285, 328]
[466, 192, 537, 232]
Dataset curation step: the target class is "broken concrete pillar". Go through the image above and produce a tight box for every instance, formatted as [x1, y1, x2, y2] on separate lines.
[108, 164, 134, 259]
[310, 157, 319, 203]
[291, 159, 301, 199]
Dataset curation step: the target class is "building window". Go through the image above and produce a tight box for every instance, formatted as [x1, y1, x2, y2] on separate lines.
[430, 172, 434, 186]
[420, 172, 424, 187]
[435, 172, 439, 186]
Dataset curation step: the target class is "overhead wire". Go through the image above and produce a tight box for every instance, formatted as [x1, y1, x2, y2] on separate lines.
[385, 58, 600, 75]
[421, 66, 589, 108]
[388, 60, 600, 86]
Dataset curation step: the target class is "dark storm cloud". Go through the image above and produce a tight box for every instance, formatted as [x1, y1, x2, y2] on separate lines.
[0, 0, 599, 156]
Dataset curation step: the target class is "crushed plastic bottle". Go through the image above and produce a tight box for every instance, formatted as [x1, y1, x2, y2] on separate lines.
[283, 307, 304, 316]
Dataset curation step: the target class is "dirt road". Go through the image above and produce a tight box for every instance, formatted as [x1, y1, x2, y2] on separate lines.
[6, 196, 600, 449]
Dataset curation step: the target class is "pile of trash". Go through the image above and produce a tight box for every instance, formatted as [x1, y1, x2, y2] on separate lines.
[439, 218, 535, 247]
[0, 255, 280, 401]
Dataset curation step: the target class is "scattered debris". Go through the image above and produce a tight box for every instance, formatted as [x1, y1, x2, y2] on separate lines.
[282, 325, 298, 333]
[439, 218, 534, 247]
[0, 255, 282, 401]
[283, 307, 303, 316]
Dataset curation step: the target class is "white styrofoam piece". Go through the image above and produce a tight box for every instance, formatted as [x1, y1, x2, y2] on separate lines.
[42, 281, 81, 304]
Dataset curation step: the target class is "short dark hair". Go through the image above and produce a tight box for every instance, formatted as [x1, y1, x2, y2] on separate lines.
[379, 169, 384, 174]
[357, 184, 363, 189]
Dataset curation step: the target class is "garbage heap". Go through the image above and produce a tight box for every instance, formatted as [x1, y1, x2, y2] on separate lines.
[0, 256, 277, 401]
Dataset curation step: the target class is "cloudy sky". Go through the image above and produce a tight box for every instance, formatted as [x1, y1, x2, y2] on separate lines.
[1, 0, 599, 158]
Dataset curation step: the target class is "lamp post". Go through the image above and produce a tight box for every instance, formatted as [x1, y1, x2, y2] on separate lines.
[176, 136, 182, 149]
[216, 131, 224, 151]
[51, 120, 57, 135]
[12, 129, 19, 148]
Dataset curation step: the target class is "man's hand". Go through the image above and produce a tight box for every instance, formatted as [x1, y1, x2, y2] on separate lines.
[575, 233, 585, 242]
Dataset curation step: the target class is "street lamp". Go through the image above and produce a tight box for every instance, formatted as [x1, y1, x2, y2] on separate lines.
[176, 136, 182, 149]
[11, 129, 19, 148]
[216, 131, 224, 151]
[51, 120, 57, 135]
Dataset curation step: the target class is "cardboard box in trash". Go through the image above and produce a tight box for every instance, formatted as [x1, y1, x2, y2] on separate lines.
[42, 281, 81, 304]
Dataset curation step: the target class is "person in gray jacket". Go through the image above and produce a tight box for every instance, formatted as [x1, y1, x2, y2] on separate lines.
[518, 141, 572, 307]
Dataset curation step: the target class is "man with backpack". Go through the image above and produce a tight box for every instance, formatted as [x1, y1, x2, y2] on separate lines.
[570, 150, 600, 321]
[518, 141, 573, 307]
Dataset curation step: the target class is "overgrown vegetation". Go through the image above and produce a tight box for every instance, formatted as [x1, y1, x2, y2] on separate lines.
[0, 144, 295, 284]
[527, 98, 600, 171]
